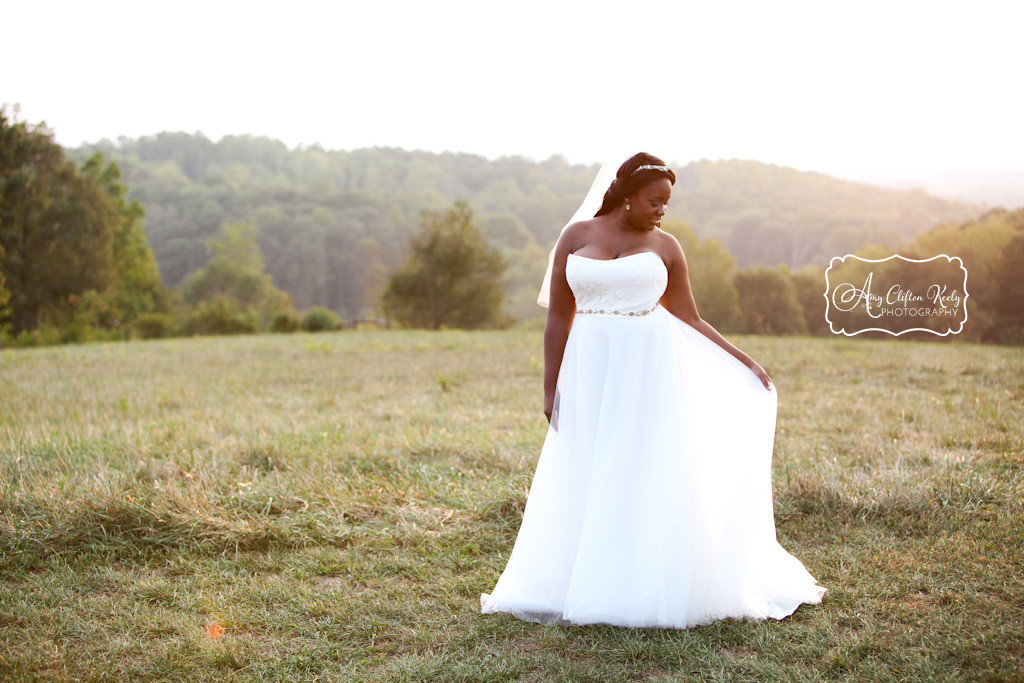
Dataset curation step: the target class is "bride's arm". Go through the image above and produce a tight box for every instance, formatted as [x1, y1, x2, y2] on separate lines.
[543, 229, 580, 421]
[658, 234, 772, 390]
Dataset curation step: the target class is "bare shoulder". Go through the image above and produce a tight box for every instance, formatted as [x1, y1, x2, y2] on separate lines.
[652, 229, 686, 267]
[555, 219, 598, 252]
[563, 218, 598, 240]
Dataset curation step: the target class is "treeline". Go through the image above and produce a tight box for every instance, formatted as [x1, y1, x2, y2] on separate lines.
[876, 207, 1024, 344]
[672, 207, 1024, 345]
[673, 160, 983, 268]
[4, 111, 1019, 347]
[67, 132, 979, 324]
[69, 133, 593, 322]
[0, 109, 348, 345]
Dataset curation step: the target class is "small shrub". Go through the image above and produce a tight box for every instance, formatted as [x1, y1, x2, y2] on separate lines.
[11, 326, 63, 347]
[133, 313, 177, 340]
[61, 323, 112, 344]
[13, 329, 39, 347]
[301, 307, 342, 332]
[186, 296, 257, 336]
[271, 311, 301, 333]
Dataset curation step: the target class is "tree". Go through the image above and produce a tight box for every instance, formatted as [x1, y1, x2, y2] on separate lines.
[382, 201, 507, 329]
[180, 219, 293, 330]
[0, 243, 10, 331]
[990, 232, 1024, 343]
[663, 220, 742, 332]
[301, 307, 342, 332]
[77, 153, 170, 330]
[918, 208, 1024, 343]
[791, 267, 829, 336]
[734, 266, 808, 335]
[0, 107, 117, 333]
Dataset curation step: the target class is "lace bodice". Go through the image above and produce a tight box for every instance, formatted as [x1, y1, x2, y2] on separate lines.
[566, 252, 668, 315]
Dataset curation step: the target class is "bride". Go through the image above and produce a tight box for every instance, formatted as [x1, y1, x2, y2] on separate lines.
[480, 153, 825, 628]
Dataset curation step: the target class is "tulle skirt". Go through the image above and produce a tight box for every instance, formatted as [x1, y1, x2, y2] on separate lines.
[481, 307, 825, 628]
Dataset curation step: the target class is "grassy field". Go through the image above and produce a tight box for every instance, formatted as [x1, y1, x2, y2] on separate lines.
[1, 330, 1022, 681]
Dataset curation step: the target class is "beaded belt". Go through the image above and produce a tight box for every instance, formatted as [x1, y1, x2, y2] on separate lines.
[575, 304, 659, 317]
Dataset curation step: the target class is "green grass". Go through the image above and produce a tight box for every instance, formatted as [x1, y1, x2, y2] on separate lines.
[1, 330, 1022, 681]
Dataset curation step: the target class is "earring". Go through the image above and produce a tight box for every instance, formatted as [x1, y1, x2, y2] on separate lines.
[625, 202, 630, 211]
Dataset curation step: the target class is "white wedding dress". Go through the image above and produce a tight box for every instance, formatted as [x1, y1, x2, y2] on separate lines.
[481, 251, 825, 628]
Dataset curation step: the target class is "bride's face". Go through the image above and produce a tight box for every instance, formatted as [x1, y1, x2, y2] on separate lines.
[626, 178, 672, 231]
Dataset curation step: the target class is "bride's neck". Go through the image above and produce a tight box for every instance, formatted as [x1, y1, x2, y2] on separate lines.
[611, 206, 648, 233]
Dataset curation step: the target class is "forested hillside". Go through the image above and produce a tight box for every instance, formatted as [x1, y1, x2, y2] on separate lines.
[69, 133, 981, 321]
[672, 160, 982, 268]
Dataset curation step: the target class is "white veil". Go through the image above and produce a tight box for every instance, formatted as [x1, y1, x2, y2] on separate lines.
[536, 159, 621, 307]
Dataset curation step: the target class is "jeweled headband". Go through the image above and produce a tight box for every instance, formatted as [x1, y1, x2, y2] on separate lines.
[630, 164, 671, 175]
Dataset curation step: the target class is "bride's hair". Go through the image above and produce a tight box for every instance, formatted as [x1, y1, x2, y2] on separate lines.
[594, 152, 676, 217]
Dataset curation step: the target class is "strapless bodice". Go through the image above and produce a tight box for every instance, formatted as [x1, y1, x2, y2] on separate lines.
[566, 252, 668, 315]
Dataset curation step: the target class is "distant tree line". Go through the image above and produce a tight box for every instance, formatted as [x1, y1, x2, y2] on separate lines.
[0, 108, 337, 343]
[68, 132, 593, 324]
[3, 112, 1020, 346]
[65, 132, 979, 325]
[671, 160, 982, 268]
[667, 207, 1024, 345]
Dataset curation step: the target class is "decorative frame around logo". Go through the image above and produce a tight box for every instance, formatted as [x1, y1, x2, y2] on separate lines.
[824, 254, 969, 337]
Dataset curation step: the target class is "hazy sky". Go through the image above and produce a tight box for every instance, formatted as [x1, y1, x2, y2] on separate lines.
[6, 0, 1022, 178]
